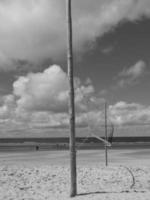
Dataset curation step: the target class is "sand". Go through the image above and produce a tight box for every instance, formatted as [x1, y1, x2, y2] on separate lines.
[0, 149, 150, 200]
[0, 164, 150, 200]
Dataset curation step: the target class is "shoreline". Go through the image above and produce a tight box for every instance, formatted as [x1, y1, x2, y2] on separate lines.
[0, 148, 150, 167]
[0, 142, 150, 152]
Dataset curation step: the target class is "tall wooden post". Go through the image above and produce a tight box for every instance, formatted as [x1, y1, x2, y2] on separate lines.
[105, 101, 108, 166]
[66, 0, 77, 197]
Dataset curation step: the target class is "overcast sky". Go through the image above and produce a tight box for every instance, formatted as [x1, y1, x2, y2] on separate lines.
[0, 0, 150, 137]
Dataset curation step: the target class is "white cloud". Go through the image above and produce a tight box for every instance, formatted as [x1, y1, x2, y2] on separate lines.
[29, 112, 69, 129]
[76, 100, 150, 128]
[0, 0, 66, 70]
[13, 65, 69, 112]
[13, 65, 98, 113]
[0, 65, 104, 129]
[0, 64, 150, 133]
[1, 89, 150, 134]
[0, 95, 15, 119]
[0, 0, 150, 70]
[109, 101, 150, 125]
[117, 60, 146, 88]
[119, 60, 146, 79]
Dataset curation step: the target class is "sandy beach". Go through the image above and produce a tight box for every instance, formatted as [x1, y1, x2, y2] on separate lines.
[0, 149, 150, 199]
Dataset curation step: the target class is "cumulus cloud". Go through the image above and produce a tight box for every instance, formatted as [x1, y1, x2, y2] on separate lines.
[77, 100, 150, 128]
[1, 0, 150, 70]
[0, 95, 15, 120]
[0, 64, 150, 132]
[117, 60, 146, 88]
[74, 99, 150, 131]
[109, 101, 150, 125]
[13, 65, 98, 113]
[13, 65, 69, 112]
[29, 112, 69, 129]
[0, 64, 104, 128]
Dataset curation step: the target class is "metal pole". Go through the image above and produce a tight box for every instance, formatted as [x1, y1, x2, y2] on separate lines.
[66, 0, 77, 197]
[105, 101, 108, 166]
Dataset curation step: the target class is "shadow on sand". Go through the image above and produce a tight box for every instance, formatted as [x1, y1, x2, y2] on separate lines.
[77, 190, 146, 197]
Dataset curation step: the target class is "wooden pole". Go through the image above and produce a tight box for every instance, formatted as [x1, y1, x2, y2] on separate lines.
[105, 101, 108, 166]
[66, 0, 77, 197]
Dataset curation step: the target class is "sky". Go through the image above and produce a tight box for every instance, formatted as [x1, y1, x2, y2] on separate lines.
[0, 0, 150, 137]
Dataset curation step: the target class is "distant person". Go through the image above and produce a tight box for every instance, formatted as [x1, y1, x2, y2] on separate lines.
[36, 145, 39, 151]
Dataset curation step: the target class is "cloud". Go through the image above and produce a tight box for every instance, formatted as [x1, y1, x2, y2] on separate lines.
[0, 64, 150, 134]
[73, 100, 150, 130]
[13, 65, 69, 113]
[109, 101, 150, 125]
[29, 112, 69, 129]
[101, 46, 114, 54]
[1, 0, 150, 70]
[0, 65, 104, 129]
[1, 79, 150, 134]
[117, 60, 146, 88]
[0, 0, 66, 70]
[0, 95, 15, 120]
[119, 60, 146, 78]
[76, 100, 150, 128]
[13, 65, 98, 113]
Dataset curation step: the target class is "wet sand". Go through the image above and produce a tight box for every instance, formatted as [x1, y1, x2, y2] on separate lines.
[0, 148, 150, 166]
